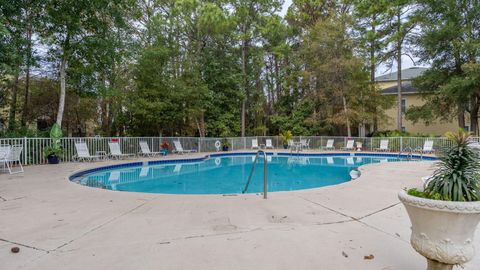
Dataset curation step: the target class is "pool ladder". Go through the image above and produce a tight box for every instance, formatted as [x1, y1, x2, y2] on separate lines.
[242, 150, 268, 199]
[399, 145, 415, 160]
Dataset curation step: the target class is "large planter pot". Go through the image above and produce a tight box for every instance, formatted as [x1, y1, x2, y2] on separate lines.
[222, 146, 229, 151]
[398, 190, 480, 270]
[283, 144, 288, 149]
[47, 154, 59, 164]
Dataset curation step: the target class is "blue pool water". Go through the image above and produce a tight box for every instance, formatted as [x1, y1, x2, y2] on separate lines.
[72, 153, 426, 194]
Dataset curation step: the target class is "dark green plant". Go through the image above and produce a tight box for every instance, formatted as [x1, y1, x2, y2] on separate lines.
[43, 145, 64, 158]
[423, 129, 480, 201]
[44, 124, 64, 158]
[221, 138, 231, 148]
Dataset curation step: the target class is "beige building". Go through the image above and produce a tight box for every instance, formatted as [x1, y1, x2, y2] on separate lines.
[376, 67, 460, 136]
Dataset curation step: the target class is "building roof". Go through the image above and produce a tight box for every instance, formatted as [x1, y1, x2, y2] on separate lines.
[375, 67, 428, 82]
[381, 83, 419, 95]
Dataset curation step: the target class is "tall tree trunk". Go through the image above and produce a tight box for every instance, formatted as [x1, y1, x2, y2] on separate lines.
[472, 95, 480, 136]
[8, 73, 19, 131]
[241, 38, 248, 137]
[56, 55, 67, 127]
[370, 17, 378, 133]
[396, 12, 403, 132]
[457, 102, 466, 130]
[342, 95, 351, 137]
[21, 23, 33, 127]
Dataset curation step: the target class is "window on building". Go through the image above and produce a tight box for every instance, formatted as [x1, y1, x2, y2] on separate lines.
[465, 125, 470, 132]
[401, 126, 406, 132]
[401, 98, 407, 114]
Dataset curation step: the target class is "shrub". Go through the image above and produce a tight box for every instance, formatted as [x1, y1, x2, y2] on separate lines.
[422, 129, 480, 201]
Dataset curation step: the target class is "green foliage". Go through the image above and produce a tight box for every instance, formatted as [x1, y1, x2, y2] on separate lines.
[407, 188, 443, 201]
[423, 130, 480, 201]
[44, 123, 64, 158]
[279, 130, 293, 144]
[221, 138, 231, 147]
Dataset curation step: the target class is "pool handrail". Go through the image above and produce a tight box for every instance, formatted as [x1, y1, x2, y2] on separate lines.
[242, 150, 268, 199]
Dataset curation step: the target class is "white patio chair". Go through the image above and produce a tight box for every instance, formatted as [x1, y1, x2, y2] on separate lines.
[265, 139, 274, 149]
[287, 140, 295, 150]
[417, 140, 434, 154]
[341, 140, 355, 151]
[139, 141, 161, 157]
[108, 142, 135, 159]
[0, 145, 11, 172]
[172, 141, 197, 154]
[251, 139, 259, 149]
[74, 142, 101, 161]
[321, 139, 335, 150]
[300, 139, 310, 150]
[2, 145, 24, 174]
[374, 140, 390, 152]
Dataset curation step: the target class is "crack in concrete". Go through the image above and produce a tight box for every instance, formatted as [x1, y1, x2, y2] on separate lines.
[53, 198, 155, 251]
[0, 238, 49, 253]
[0, 195, 7, 202]
[295, 194, 410, 243]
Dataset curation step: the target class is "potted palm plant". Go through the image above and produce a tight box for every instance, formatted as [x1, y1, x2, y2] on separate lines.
[43, 123, 63, 164]
[221, 138, 231, 151]
[399, 130, 480, 270]
[279, 130, 293, 149]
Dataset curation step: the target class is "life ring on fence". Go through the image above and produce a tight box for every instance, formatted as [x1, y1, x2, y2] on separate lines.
[215, 140, 221, 152]
[215, 157, 221, 166]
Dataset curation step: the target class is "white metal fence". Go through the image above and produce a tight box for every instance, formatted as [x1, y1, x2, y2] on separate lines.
[0, 136, 474, 165]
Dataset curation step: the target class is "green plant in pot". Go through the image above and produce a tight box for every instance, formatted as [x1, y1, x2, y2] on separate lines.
[221, 138, 231, 151]
[279, 130, 293, 149]
[43, 123, 63, 164]
[399, 129, 480, 270]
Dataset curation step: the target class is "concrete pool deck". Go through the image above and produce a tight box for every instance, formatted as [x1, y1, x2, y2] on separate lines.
[0, 151, 479, 270]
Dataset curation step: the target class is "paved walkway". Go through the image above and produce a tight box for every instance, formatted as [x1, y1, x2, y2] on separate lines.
[0, 152, 478, 270]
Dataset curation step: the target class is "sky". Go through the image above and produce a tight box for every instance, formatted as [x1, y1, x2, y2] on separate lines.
[278, 0, 426, 77]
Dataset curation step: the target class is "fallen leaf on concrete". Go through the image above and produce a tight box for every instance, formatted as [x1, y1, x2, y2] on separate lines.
[11, 247, 20, 253]
[364, 254, 374, 260]
[342, 251, 348, 258]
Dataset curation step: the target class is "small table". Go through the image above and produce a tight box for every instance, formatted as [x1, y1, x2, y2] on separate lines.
[160, 149, 168, 156]
[260, 143, 266, 149]
[96, 151, 108, 160]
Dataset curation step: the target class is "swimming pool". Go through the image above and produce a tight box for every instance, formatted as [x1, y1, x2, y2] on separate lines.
[70, 153, 433, 194]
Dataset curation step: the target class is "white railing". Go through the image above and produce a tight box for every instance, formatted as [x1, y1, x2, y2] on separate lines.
[0, 136, 474, 166]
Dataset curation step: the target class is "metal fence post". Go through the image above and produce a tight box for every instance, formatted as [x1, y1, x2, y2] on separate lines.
[23, 137, 27, 165]
[400, 137, 403, 152]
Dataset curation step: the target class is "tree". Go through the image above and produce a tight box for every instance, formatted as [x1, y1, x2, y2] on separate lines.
[382, 0, 417, 131]
[408, 0, 480, 134]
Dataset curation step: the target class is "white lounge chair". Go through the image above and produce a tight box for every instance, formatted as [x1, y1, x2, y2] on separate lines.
[321, 139, 335, 150]
[74, 142, 101, 161]
[1, 145, 24, 174]
[341, 140, 355, 151]
[139, 141, 161, 157]
[265, 139, 274, 149]
[251, 139, 259, 149]
[417, 140, 434, 154]
[108, 142, 135, 159]
[172, 141, 196, 154]
[374, 140, 390, 152]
